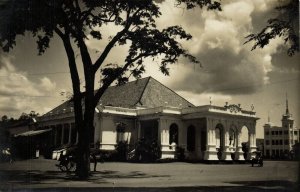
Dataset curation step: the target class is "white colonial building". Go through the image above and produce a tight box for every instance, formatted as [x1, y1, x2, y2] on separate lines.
[263, 98, 299, 158]
[37, 77, 259, 161]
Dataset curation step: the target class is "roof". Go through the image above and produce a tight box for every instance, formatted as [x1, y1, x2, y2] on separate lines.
[43, 76, 194, 116]
[138, 77, 194, 108]
[99, 77, 151, 108]
[99, 76, 194, 108]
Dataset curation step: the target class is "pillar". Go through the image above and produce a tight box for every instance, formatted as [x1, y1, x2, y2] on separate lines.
[137, 121, 141, 140]
[159, 118, 174, 159]
[204, 118, 218, 160]
[53, 126, 57, 146]
[223, 129, 232, 160]
[61, 124, 64, 145]
[249, 123, 257, 159]
[68, 123, 72, 144]
[235, 128, 244, 160]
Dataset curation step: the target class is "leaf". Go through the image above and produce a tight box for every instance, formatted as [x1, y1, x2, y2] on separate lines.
[90, 30, 102, 40]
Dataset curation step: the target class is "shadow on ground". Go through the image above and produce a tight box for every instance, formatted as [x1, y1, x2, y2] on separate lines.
[0, 169, 298, 192]
[0, 169, 170, 190]
[2, 183, 300, 192]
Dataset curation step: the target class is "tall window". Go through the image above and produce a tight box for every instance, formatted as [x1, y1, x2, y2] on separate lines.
[187, 125, 196, 152]
[266, 150, 270, 157]
[279, 140, 283, 145]
[265, 131, 269, 135]
[169, 123, 178, 144]
[284, 139, 289, 145]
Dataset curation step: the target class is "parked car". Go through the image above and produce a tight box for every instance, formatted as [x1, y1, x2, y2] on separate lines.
[251, 151, 263, 167]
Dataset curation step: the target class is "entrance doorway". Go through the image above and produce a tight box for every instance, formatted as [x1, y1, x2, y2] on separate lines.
[140, 120, 158, 143]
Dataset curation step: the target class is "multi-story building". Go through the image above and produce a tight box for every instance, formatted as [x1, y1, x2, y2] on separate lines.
[264, 98, 299, 159]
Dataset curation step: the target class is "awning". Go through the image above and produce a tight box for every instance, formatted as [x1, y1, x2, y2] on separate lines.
[14, 129, 52, 137]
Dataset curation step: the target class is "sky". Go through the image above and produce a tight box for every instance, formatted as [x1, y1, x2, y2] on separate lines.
[0, 0, 299, 138]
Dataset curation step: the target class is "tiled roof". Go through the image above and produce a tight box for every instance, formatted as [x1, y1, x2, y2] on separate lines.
[43, 76, 194, 116]
[99, 77, 151, 108]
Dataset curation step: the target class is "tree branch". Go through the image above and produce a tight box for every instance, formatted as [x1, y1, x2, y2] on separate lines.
[93, 50, 159, 106]
[92, 7, 143, 74]
[80, 7, 94, 23]
[57, 31, 83, 127]
[54, 27, 64, 38]
[77, 36, 94, 90]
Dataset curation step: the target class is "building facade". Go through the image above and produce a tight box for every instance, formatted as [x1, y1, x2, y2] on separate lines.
[37, 77, 259, 161]
[263, 98, 299, 159]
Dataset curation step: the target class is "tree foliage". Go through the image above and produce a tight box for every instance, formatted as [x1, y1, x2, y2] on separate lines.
[245, 0, 299, 56]
[0, 0, 221, 179]
[18, 111, 39, 120]
[1, 115, 8, 122]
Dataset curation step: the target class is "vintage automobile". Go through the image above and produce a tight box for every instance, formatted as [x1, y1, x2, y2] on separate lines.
[251, 151, 263, 167]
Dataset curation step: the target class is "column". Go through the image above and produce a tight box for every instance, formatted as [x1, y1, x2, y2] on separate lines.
[249, 123, 257, 159]
[159, 118, 173, 159]
[137, 121, 141, 140]
[53, 126, 57, 146]
[61, 124, 64, 145]
[235, 127, 244, 160]
[68, 123, 72, 144]
[204, 118, 218, 160]
[76, 131, 79, 144]
[292, 124, 295, 145]
[223, 129, 232, 161]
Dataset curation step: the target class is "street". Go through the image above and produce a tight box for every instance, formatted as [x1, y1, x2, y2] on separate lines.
[0, 158, 299, 191]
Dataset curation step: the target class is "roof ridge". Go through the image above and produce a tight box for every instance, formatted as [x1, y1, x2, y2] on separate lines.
[104, 76, 151, 89]
[148, 77, 195, 107]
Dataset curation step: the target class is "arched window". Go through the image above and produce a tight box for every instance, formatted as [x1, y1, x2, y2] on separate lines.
[187, 125, 196, 152]
[169, 123, 178, 144]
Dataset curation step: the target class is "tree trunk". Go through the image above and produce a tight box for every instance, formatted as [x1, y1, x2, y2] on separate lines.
[76, 107, 94, 179]
[75, 77, 95, 179]
[76, 123, 90, 179]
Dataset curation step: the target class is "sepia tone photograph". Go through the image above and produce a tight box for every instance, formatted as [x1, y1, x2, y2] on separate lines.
[0, 0, 299, 191]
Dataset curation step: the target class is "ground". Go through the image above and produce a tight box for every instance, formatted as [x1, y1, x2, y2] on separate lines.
[0, 158, 299, 191]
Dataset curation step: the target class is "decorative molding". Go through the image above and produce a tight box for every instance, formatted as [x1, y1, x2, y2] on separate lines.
[225, 104, 241, 113]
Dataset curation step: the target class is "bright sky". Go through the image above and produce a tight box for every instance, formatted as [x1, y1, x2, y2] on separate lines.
[0, 0, 299, 138]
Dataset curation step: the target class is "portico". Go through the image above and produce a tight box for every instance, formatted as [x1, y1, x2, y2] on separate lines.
[182, 104, 258, 161]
